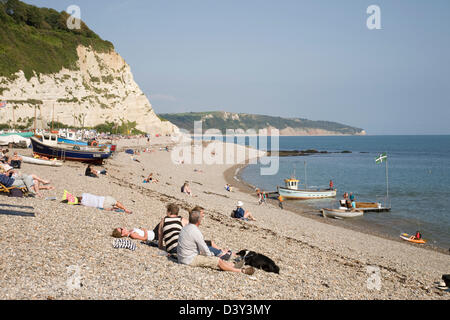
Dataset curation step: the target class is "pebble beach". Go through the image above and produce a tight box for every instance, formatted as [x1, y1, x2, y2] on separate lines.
[0, 137, 449, 300]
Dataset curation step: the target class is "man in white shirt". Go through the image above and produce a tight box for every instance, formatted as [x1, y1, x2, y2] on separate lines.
[177, 209, 255, 275]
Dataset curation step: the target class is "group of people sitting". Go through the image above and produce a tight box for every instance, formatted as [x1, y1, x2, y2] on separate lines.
[256, 189, 267, 205]
[0, 153, 54, 197]
[1, 149, 23, 169]
[341, 192, 357, 210]
[112, 203, 255, 275]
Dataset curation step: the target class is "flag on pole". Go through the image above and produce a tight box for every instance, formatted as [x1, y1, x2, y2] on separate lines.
[375, 152, 387, 164]
[0, 101, 6, 108]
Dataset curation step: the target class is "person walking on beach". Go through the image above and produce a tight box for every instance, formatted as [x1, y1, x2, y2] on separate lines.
[278, 195, 284, 209]
[177, 209, 255, 275]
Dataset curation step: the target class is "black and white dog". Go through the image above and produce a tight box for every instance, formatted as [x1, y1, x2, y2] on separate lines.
[236, 250, 280, 274]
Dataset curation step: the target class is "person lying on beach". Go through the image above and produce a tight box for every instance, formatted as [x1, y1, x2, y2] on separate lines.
[158, 203, 189, 254]
[61, 192, 132, 214]
[224, 184, 233, 192]
[232, 201, 256, 221]
[85, 164, 107, 178]
[112, 227, 155, 242]
[177, 209, 255, 275]
[143, 173, 158, 183]
[0, 170, 53, 197]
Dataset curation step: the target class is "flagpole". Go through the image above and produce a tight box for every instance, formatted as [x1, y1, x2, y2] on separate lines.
[386, 153, 389, 205]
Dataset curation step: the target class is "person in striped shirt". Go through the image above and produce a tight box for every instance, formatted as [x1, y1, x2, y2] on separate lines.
[158, 203, 188, 254]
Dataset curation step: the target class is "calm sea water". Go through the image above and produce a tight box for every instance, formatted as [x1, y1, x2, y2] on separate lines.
[236, 136, 450, 250]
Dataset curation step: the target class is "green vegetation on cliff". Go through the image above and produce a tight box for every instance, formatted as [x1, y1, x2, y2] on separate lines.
[158, 111, 365, 135]
[0, 0, 113, 80]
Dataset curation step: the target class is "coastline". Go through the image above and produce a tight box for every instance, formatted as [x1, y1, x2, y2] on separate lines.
[224, 163, 450, 256]
[0, 138, 449, 299]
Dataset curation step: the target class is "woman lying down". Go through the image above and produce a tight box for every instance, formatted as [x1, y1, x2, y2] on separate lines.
[111, 226, 235, 260]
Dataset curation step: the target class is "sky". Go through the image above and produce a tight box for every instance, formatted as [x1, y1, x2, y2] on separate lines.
[23, 0, 450, 135]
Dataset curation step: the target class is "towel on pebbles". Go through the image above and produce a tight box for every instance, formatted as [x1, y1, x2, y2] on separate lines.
[113, 239, 136, 251]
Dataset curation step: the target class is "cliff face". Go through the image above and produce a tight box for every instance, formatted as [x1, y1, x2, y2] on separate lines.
[0, 45, 177, 135]
[159, 111, 366, 136]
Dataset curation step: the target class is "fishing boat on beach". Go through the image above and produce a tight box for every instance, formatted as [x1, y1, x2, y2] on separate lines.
[277, 162, 337, 199]
[321, 208, 364, 219]
[278, 178, 337, 199]
[30, 134, 111, 164]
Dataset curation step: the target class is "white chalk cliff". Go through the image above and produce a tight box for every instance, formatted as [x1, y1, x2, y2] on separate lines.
[0, 45, 178, 134]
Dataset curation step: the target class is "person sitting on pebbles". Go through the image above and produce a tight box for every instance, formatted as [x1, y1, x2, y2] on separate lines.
[233, 201, 256, 221]
[61, 191, 132, 214]
[143, 173, 158, 183]
[181, 182, 192, 196]
[85, 164, 107, 178]
[177, 209, 255, 275]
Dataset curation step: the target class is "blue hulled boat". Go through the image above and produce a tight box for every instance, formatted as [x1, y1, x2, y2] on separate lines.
[31, 134, 111, 164]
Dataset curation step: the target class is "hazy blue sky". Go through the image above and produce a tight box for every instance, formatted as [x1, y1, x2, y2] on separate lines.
[24, 0, 450, 134]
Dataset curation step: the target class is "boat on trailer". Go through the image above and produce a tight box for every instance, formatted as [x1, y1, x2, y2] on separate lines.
[30, 134, 111, 164]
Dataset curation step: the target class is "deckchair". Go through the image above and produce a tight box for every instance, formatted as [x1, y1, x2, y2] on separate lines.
[0, 183, 29, 197]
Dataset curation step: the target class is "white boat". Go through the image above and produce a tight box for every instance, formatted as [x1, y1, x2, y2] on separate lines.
[321, 208, 364, 219]
[277, 178, 337, 199]
[21, 155, 63, 167]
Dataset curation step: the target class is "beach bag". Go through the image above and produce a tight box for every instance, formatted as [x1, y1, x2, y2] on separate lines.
[230, 210, 236, 218]
[10, 160, 21, 169]
[8, 188, 24, 198]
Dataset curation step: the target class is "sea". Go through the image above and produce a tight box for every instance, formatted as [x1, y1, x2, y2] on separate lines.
[206, 135, 450, 250]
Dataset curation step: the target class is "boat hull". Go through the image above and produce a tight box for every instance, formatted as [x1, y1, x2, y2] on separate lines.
[321, 208, 363, 219]
[31, 137, 111, 164]
[277, 186, 337, 199]
[21, 155, 63, 167]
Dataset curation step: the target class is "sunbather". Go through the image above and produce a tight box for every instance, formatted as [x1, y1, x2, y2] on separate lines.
[144, 173, 158, 183]
[112, 227, 155, 242]
[85, 164, 106, 178]
[233, 201, 256, 221]
[61, 192, 132, 214]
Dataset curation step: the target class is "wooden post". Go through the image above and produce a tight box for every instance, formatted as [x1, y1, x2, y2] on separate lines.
[34, 106, 37, 134]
